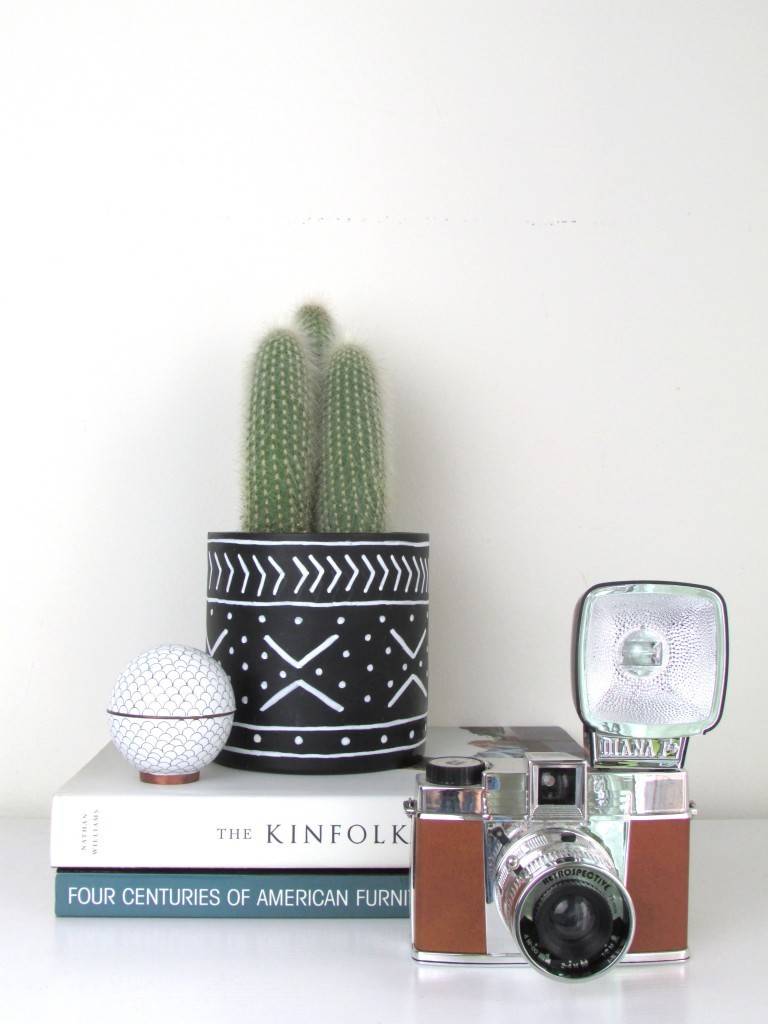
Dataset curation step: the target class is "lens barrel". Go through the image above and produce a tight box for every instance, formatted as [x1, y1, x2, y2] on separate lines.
[496, 827, 635, 980]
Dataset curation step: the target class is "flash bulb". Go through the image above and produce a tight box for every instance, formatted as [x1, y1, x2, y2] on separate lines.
[575, 581, 728, 751]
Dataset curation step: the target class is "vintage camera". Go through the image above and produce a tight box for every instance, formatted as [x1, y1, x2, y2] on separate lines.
[406, 581, 728, 980]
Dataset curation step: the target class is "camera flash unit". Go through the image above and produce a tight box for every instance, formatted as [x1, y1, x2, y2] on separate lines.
[575, 581, 728, 769]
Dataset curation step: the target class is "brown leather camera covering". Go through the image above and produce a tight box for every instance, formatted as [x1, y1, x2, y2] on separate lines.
[413, 818, 487, 953]
[626, 818, 690, 953]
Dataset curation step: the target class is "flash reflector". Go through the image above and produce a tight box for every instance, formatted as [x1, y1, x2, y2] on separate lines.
[576, 582, 727, 767]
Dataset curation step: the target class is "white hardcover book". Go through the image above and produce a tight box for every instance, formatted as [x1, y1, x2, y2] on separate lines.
[50, 727, 582, 869]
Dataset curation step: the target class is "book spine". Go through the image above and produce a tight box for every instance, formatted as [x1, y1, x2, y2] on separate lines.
[50, 792, 412, 870]
[55, 870, 409, 918]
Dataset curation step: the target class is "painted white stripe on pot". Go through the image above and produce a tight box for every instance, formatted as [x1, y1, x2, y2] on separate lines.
[377, 554, 389, 590]
[263, 633, 339, 668]
[388, 674, 428, 707]
[237, 553, 250, 593]
[391, 555, 402, 590]
[207, 598, 429, 608]
[222, 740, 425, 759]
[252, 555, 266, 596]
[209, 538, 430, 548]
[402, 555, 413, 592]
[309, 554, 324, 592]
[206, 628, 228, 657]
[259, 679, 345, 714]
[362, 554, 375, 593]
[390, 627, 427, 659]
[293, 556, 310, 593]
[326, 556, 342, 592]
[224, 553, 235, 593]
[344, 553, 359, 591]
[267, 555, 285, 594]
[232, 712, 427, 732]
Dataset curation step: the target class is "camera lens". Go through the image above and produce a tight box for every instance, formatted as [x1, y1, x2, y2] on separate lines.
[545, 889, 600, 945]
[496, 827, 635, 980]
[529, 883, 614, 963]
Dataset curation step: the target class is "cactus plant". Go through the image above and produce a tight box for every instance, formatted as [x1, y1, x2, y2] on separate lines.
[222, 307, 426, 777]
[315, 344, 387, 533]
[243, 305, 387, 534]
[243, 328, 313, 533]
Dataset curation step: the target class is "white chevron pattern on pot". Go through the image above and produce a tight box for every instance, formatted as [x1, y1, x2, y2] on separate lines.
[267, 556, 285, 595]
[293, 556, 310, 593]
[402, 555, 412, 592]
[206, 628, 229, 657]
[387, 673, 427, 708]
[224, 553, 235, 593]
[252, 555, 266, 596]
[390, 627, 427, 660]
[259, 679, 345, 714]
[362, 554, 375, 593]
[326, 555, 342, 592]
[344, 554, 359, 591]
[377, 554, 389, 589]
[391, 554, 402, 591]
[208, 547, 429, 596]
[237, 554, 250, 594]
[308, 554, 324, 593]
[263, 633, 340, 669]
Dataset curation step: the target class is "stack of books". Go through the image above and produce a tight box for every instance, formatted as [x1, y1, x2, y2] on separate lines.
[50, 725, 581, 918]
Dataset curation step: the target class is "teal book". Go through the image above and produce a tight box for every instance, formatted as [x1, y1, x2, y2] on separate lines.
[56, 869, 409, 918]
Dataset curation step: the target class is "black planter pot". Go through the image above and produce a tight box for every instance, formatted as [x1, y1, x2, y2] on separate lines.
[206, 532, 429, 773]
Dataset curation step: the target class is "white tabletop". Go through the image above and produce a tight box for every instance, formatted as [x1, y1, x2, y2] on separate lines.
[0, 818, 764, 1023]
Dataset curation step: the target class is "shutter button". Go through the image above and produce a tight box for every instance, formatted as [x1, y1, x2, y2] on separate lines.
[425, 756, 486, 786]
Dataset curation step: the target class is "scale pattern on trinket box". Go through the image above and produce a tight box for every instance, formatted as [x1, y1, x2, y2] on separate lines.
[206, 533, 429, 773]
[108, 644, 236, 780]
[110, 716, 234, 775]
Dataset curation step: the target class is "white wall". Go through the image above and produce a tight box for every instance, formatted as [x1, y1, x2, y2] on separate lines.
[1, 1, 765, 817]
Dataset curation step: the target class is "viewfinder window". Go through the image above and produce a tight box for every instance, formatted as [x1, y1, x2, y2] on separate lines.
[537, 767, 577, 806]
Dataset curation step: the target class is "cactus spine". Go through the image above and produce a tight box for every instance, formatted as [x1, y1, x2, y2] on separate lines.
[295, 303, 335, 370]
[243, 328, 312, 533]
[315, 344, 386, 533]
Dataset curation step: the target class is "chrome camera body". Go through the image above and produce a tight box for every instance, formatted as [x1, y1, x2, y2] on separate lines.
[406, 581, 728, 981]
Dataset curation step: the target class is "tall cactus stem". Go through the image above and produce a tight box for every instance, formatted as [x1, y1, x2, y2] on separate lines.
[295, 303, 336, 521]
[243, 328, 312, 533]
[315, 344, 386, 533]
